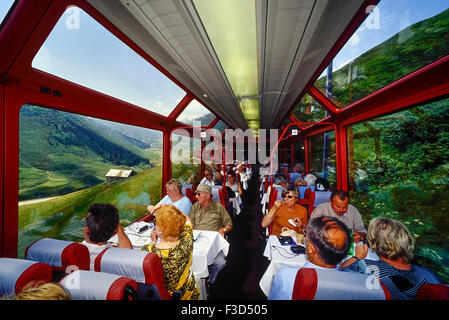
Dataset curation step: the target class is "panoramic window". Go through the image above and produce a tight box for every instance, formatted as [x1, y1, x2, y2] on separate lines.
[32, 7, 185, 116]
[176, 99, 215, 127]
[347, 97, 449, 282]
[314, 0, 449, 107]
[308, 131, 336, 189]
[18, 105, 162, 257]
[171, 133, 201, 183]
[0, 0, 16, 28]
[212, 120, 228, 133]
[290, 94, 327, 124]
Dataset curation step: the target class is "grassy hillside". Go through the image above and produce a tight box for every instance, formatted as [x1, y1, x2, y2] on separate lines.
[315, 8, 449, 106]
[18, 166, 162, 258]
[19, 105, 157, 200]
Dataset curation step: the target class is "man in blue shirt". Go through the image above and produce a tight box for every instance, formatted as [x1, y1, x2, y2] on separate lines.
[268, 216, 351, 299]
[147, 179, 192, 216]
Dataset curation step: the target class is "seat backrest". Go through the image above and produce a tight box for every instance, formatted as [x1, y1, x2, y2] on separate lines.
[59, 270, 137, 300]
[416, 283, 449, 300]
[25, 238, 90, 272]
[292, 268, 391, 300]
[210, 185, 222, 204]
[314, 191, 332, 207]
[185, 187, 196, 204]
[298, 191, 315, 218]
[274, 186, 284, 201]
[181, 184, 193, 196]
[95, 247, 170, 300]
[218, 187, 232, 216]
[0, 258, 52, 296]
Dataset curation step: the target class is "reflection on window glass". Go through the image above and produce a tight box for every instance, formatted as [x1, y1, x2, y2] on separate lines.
[171, 133, 201, 183]
[176, 99, 215, 127]
[0, 0, 15, 27]
[293, 140, 305, 174]
[348, 97, 449, 282]
[308, 131, 336, 189]
[18, 105, 162, 257]
[290, 94, 326, 124]
[315, 0, 449, 107]
[32, 7, 185, 116]
[213, 120, 228, 133]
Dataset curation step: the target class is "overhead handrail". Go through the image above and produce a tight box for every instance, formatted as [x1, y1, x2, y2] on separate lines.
[269, 122, 337, 186]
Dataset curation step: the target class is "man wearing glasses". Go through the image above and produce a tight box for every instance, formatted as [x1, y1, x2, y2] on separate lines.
[190, 183, 233, 285]
[261, 184, 308, 237]
[190, 184, 233, 238]
[310, 190, 366, 242]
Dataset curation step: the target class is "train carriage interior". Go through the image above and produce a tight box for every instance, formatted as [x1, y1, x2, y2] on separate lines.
[1, 0, 449, 302]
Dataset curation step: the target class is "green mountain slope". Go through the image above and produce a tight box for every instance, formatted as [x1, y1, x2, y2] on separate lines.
[18, 166, 162, 257]
[316, 8, 449, 106]
[19, 105, 154, 200]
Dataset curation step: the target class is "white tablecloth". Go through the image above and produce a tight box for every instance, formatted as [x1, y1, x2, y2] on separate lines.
[259, 235, 306, 296]
[230, 193, 242, 215]
[110, 224, 230, 300]
[192, 230, 230, 278]
[192, 230, 230, 300]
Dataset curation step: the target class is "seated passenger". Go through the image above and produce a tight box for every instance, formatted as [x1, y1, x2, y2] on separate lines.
[272, 176, 287, 189]
[9, 281, 71, 300]
[225, 170, 243, 196]
[212, 172, 223, 186]
[147, 179, 192, 216]
[294, 177, 309, 199]
[339, 217, 441, 300]
[141, 205, 200, 300]
[289, 163, 303, 183]
[269, 216, 351, 299]
[190, 183, 233, 284]
[261, 184, 308, 237]
[311, 190, 367, 242]
[188, 173, 200, 187]
[304, 173, 317, 190]
[200, 169, 215, 186]
[82, 203, 132, 270]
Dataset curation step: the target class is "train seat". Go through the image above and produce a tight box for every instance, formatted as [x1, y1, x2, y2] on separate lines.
[59, 270, 137, 300]
[94, 247, 170, 299]
[292, 268, 391, 300]
[416, 283, 449, 300]
[25, 238, 90, 272]
[0, 258, 52, 296]
[313, 191, 332, 207]
[181, 184, 193, 196]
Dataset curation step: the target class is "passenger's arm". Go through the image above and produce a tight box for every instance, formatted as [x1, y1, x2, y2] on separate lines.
[218, 225, 232, 238]
[338, 243, 368, 269]
[261, 200, 281, 228]
[116, 224, 133, 249]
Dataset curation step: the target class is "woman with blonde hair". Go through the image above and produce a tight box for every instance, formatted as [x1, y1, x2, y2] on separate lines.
[141, 205, 199, 300]
[340, 217, 441, 299]
[10, 281, 71, 300]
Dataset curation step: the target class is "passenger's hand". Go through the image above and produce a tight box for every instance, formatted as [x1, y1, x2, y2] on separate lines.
[354, 243, 368, 260]
[294, 217, 302, 228]
[150, 229, 158, 243]
[274, 200, 282, 208]
[353, 232, 363, 243]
